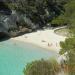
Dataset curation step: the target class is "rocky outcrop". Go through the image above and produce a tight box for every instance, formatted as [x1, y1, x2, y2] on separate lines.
[0, 2, 45, 38]
[0, 32, 9, 38]
[0, 10, 38, 38]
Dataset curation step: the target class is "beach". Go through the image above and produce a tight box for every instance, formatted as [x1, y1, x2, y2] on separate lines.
[11, 27, 66, 53]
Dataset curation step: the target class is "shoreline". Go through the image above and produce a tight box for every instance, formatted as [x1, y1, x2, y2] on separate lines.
[10, 39, 57, 53]
[11, 28, 66, 53]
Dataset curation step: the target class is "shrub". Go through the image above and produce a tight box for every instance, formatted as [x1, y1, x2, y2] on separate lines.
[23, 59, 60, 75]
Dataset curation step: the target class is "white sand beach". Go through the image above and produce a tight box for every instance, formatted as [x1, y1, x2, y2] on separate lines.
[11, 27, 66, 53]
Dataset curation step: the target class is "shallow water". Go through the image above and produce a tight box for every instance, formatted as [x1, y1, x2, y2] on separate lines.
[0, 39, 59, 75]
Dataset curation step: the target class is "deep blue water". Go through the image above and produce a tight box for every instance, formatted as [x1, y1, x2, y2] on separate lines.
[0, 39, 59, 75]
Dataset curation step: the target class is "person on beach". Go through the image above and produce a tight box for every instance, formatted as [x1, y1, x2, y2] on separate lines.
[42, 40, 46, 42]
[48, 43, 50, 46]
[48, 43, 52, 47]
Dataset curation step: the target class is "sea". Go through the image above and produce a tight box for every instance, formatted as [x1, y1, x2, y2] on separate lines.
[0, 39, 59, 75]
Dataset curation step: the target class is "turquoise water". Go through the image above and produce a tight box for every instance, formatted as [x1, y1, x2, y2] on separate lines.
[0, 40, 59, 75]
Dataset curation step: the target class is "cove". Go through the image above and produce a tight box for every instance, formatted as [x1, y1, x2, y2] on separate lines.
[0, 39, 59, 75]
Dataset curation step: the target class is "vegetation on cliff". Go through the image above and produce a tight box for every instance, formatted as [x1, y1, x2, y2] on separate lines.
[1, 0, 75, 37]
[24, 59, 60, 75]
[0, 0, 67, 37]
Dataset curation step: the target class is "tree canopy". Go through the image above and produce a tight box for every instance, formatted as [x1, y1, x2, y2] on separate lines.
[24, 59, 60, 75]
[59, 1, 75, 74]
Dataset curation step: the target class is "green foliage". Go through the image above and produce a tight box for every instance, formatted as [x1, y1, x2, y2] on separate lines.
[58, 1, 75, 75]
[24, 59, 60, 75]
[59, 38, 75, 75]
[60, 38, 75, 54]
[6, 3, 18, 10]
[63, 0, 75, 34]
[64, 0, 75, 18]
[51, 14, 67, 26]
[5, 0, 65, 26]
[2, 0, 74, 28]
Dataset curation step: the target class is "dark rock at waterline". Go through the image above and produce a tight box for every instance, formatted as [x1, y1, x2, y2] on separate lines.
[0, 32, 9, 39]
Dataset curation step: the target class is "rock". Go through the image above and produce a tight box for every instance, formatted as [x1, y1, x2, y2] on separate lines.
[0, 32, 9, 38]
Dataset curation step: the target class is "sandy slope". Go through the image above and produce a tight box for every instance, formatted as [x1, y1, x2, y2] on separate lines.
[11, 27, 66, 53]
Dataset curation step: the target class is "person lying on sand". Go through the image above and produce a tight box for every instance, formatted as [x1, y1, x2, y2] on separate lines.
[42, 40, 46, 42]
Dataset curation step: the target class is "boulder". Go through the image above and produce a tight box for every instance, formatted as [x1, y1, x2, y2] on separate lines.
[0, 32, 9, 38]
